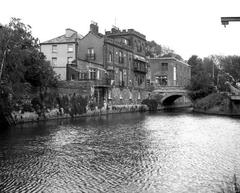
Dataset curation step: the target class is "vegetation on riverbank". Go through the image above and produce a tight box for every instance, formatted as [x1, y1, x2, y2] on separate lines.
[193, 93, 228, 111]
[0, 18, 59, 125]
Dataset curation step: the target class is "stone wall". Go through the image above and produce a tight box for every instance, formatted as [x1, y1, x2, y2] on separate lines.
[109, 87, 150, 105]
[57, 81, 150, 106]
[57, 81, 92, 97]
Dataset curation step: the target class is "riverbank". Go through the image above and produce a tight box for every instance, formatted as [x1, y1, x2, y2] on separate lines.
[193, 93, 240, 116]
[11, 104, 148, 125]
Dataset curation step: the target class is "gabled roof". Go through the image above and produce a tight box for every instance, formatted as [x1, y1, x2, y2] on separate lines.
[80, 31, 104, 41]
[41, 32, 83, 45]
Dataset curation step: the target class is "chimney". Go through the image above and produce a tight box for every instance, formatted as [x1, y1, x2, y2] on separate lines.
[90, 21, 99, 34]
[65, 28, 77, 38]
[111, 25, 120, 33]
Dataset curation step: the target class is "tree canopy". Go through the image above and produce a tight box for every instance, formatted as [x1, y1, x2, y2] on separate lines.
[145, 40, 183, 60]
[187, 54, 240, 100]
[0, 18, 58, 97]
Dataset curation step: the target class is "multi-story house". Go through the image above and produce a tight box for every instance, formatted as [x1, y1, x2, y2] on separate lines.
[67, 22, 110, 108]
[148, 57, 191, 88]
[105, 28, 148, 89]
[40, 29, 82, 80]
[67, 22, 150, 107]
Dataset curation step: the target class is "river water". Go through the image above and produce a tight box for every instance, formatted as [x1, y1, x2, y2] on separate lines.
[0, 111, 240, 193]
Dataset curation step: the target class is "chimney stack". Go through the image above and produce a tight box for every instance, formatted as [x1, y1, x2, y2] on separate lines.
[90, 21, 99, 34]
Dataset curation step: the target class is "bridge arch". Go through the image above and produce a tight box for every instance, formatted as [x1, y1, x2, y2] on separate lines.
[152, 87, 192, 107]
[160, 93, 192, 106]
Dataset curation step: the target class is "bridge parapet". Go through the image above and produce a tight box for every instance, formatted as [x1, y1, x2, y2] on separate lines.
[153, 86, 188, 94]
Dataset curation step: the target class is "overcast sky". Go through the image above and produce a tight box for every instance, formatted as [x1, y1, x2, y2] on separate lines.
[1, 0, 240, 60]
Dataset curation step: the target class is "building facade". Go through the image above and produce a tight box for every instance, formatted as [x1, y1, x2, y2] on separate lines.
[148, 57, 191, 88]
[67, 22, 110, 108]
[66, 23, 150, 107]
[40, 29, 82, 80]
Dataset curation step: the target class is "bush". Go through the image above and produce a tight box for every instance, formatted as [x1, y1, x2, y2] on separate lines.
[188, 86, 215, 101]
[194, 93, 227, 110]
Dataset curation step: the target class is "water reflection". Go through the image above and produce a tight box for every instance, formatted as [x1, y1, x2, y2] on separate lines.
[1, 112, 240, 192]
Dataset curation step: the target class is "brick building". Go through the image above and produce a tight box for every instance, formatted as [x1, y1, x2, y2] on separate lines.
[55, 22, 150, 107]
[66, 22, 109, 107]
[148, 57, 191, 88]
[40, 29, 82, 80]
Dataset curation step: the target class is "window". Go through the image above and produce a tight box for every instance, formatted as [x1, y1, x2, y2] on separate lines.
[173, 66, 177, 86]
[156, 75, 168, 86]
[67, 44, 74, 52]
[162, 63, 168, 71]
[87, 48, 95, 60]
[122, 38, 128, 45]
[52, 45, 57, 53]
[67, 57, 73, 64]
[71, 74, 75, 80]
[108, 52, 112, 62]
[119, 70, 123, 84]
[52, 57, 57, 66]
[119, 51, 124, 64]
[89, 68, 96, 80]
[79, 72, 87, 80]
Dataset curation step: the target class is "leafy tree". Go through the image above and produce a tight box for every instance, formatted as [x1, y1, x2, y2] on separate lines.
[162, 52, 183, 61]
[219, 55, 240, 82]
[187, 55, 215, 100]
[0, 18, 58, 99]
[145, 40, 182, 60]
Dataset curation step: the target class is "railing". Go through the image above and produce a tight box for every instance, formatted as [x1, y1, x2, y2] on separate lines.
[133, 65, 147, 73]
[93, 78, 111, 87]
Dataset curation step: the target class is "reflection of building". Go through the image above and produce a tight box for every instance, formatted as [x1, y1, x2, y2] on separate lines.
[148, 57, 191, 88]
[40, 29, 82, 80]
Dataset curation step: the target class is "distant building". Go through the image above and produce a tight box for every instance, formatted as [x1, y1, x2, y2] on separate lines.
[40, 29, 82, 80]
[148, 57, 191, 88]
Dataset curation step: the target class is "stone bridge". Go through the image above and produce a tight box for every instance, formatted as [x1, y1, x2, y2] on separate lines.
[152, 86, 191, 106]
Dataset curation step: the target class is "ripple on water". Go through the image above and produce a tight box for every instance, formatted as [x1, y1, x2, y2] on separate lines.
[1, 113, 240, 193]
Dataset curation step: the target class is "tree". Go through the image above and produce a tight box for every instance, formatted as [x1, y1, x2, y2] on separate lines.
[219, 55, 240, 82]
[0, 18, 58, 99]
[187, 55, 215, 99]
[145, 40, 182, 60]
